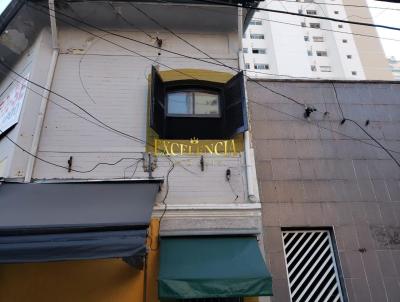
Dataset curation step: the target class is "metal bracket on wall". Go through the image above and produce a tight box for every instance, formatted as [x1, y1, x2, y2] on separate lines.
[143, 152, 157, 176]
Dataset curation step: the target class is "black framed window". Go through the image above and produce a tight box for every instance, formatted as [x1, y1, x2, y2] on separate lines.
[150, 66, 248, 140]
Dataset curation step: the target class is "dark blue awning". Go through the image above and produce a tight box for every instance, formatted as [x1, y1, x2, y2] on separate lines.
[0, 180, 161, 264]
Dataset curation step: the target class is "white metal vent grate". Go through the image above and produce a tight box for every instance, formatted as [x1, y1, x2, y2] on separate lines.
[282, 230, 344, 302]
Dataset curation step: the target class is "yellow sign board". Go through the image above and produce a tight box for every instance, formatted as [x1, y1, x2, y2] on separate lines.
[154, 138, 239, 156]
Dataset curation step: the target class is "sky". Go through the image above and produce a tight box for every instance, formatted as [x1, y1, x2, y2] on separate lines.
[0, 0, 398, 58]
[0, 0, 12, 14]
[367, 0, 400, 59]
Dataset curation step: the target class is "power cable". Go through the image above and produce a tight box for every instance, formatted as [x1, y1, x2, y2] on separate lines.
[158, 0, 400, 43]
[31, 1, 398, 82]
[0, 81, 13, 99]
[196, 0, 400, 31]
[5, 3, 400, 166]
[129, 2, 400, 166]
[107, 1, 155, 40]
[271, 0, 400, 12]
[331, 83, 400, 167]
[31, 2, 318, 81]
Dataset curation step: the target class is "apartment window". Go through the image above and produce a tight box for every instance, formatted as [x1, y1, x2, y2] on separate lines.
[306, 10, 317, 15]
[342, 39, 348, 43]
[243, 48, 248, 53]
[310, 23, 321, 29]
[282, 229, 345, 302]
[250, 34, 265, 39]
[307, 50, 313, 56]
[311, 65, 316, 71]
[313, 36, 324, 42]
[304, 0, 314, 3]
[167, 91, 220, 117]
[301, 22, 306, 27]
[334, 10, 339, 14]
[254, 63, 269, 70]
[252, 48, 266, 54]
[320, 66, 332, 72]
[245, 63, 250, 69]
[338, 24, 343, 29]
[316, 51, 328, 57]
[150, 67, 247, 139]
[249, 20, 262, 25]
[304, 36, 309, 42]
[347, 55, 352, 59]
[352, 71, 357, 75]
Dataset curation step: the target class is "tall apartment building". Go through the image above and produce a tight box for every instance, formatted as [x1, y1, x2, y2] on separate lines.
[243, 0, 394, 80]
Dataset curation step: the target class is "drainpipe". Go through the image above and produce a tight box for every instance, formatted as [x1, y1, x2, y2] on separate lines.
[24, 0, 59, 182]
[238, 8, 259, 202]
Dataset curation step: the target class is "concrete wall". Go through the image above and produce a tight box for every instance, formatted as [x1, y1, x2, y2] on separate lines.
[248, 80, 400, 301]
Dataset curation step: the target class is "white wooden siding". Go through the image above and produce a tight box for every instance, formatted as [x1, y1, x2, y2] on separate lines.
[32, 28, 247, 205]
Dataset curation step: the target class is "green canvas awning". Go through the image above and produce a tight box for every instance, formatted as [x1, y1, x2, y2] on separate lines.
[158, 236, 273, 299]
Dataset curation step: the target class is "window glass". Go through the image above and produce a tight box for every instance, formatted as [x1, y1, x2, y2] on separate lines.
[252, 48, 266, 54]
[194, 92, 219, 115]
[167, 91, 219, 116]
[313, 36, 324, 42]
[249, 20, 262, 25]
[167, 92, 193, 115]
[310, 23, 320, 28]
[316, 51, 328, 56]
[306, 10, 317, 15]
[254, 63, 269, 70]
[250, 34, 264, 39]
[320, 66, 332, 72]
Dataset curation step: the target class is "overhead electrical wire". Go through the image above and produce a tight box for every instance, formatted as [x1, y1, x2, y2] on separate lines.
[2, 2, 399, 172]
[195, 0, 400, 31]
[129, 2, 400, 165]
[271, 0, 400, 12]
[30, 1, 400, 82]
[169, 0, 400, 43]
[107, 1, 155, 40]
[17, 3, 400, 160]
[331, 83, 400, 167]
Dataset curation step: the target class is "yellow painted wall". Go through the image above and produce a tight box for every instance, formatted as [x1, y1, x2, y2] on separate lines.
[0, 219, 261, 302]
[0, 219, 161, 302]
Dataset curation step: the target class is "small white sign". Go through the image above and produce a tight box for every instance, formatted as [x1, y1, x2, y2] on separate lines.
[0, 74, 29, 133]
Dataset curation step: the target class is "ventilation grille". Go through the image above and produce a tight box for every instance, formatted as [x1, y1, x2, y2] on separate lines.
[282, 230, 344, 302]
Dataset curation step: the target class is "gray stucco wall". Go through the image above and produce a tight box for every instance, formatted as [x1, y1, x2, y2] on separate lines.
[248, 80, 400, 302]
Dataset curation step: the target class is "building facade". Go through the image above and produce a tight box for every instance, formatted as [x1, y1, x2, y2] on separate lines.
[388, 56, 400, 80]
[243, 0, 394, 80]
[249, 79, 400, 301]
[0, 1, 272, 301]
